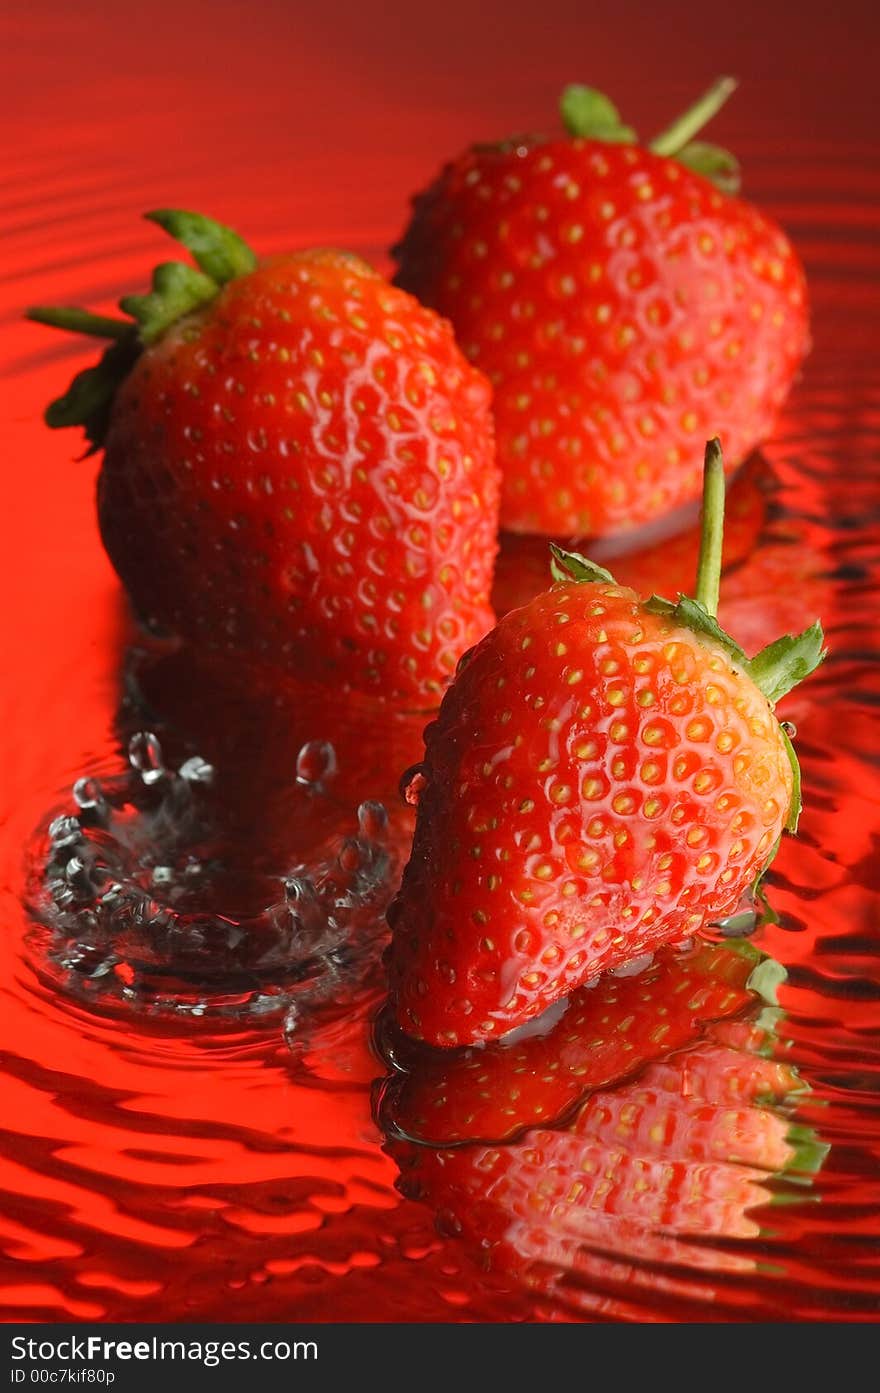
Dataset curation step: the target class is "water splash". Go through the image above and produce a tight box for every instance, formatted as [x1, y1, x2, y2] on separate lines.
[25, 733, 397, 1022]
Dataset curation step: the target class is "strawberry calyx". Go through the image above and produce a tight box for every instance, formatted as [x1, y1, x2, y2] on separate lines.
[781, 1123, 830, 1183]
[26, 209, 256, 451]
[559, 76, 741, 193]
[736, 943, 787, 1007]
[550, 438, 826, 834]
[558, 86, 638, 146]
[696, 946, 829, 1185]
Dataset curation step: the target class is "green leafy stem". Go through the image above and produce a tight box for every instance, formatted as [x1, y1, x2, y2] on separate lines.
[560, 75, 741, 193]
[713, 940, 830, 1183]
[26, 209, 255, 451]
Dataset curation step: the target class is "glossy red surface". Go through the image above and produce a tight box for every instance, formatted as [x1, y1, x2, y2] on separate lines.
[1, 0, 879, 1322]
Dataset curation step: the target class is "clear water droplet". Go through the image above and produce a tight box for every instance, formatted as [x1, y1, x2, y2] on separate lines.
[284, 875, 315, 904]
[358, 800, 388, 839]
[128, 731, 166, 784]
[338, 838, 362, 873]
[178, 755, 215, 784]
[781, 720, 797, 737]
[30, 723, 400, 1023]
[400, 764, 427, 807]
[48, 815, 82, 848]
[72, 777, 107, 819]
[65, 855, 95, 896]
[296, 739, 337, 786]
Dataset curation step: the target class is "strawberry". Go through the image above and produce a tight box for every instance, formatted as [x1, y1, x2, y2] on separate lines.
[384, 951, 827, 1316]
[375, 938, 784, 1146]
[393, 78, 809, 538]
[387, 440, 825, 1046]
[28, 210, 499, 706]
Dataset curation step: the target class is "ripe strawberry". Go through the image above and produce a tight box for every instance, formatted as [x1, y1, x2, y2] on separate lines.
[29, 211, 499, 705]
[393, 78, 809, 537]
[384, 941, 824, 1309]
[387, 441, 825, 1046]
[375, 937, 784, 1146]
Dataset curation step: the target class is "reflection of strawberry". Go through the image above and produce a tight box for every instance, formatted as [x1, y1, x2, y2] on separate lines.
[29, 210, 499, 705]
[376, 939, 775, 1145]
[387, 442, 824, 1046]
[391, 1039, 820, 1307]
[383, 948, 827, 1317]
[394, 79, 809, 538]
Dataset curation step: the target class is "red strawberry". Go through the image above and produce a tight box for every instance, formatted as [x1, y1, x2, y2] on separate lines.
[387, 441, 825, 1046]
[393, 78, 809, 538]
[29, 211, 499, 706]
[375, 938, 785, 1146]
[384, 958, 827, 1316]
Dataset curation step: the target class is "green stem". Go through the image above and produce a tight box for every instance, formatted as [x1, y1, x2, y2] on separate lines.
[694, 438, 725, 618]
[145, 209, 257, 284]
[26, 306, 131, 340]
[649, 76, 738, 158]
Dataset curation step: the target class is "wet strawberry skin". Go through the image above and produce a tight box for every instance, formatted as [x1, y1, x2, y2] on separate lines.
[394, 139, 809, 537]
[98, 250, 500, 705]
[388, 580, 793, 1045]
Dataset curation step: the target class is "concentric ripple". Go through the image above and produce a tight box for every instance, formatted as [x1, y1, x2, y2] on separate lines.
[25, 729, 395, 1021]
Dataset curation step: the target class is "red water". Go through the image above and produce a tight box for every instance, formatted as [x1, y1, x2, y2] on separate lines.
[1, 1, 879, 1323]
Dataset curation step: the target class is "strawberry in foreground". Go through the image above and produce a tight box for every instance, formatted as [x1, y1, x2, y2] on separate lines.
[376, 937, 787, 1146]
[28, 211, 500, 706]
[393, 78, 809, 538]
[385, 969, 827, 1318]
[387, 439, 825, 1046]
